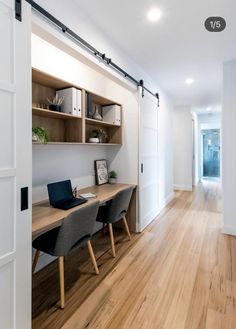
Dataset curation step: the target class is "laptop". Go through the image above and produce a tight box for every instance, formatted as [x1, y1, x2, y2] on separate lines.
[47, 180, 87, 210]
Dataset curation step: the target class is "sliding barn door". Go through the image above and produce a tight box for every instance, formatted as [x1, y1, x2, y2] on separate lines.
[0, 1, 31, 328]
[139, 87, 159, 231]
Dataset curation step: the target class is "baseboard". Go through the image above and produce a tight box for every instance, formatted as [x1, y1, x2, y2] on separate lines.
[222, 226, 236, 236]
[161, 192, 175, 209]
[174, 185, 193, 191]
[193, 178, 200, 186]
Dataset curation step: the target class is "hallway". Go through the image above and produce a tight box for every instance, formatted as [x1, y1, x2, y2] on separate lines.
[33, 181, 236, 329]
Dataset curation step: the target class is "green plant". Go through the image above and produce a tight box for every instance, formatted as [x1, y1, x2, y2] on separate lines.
[32, 127, 49, 144]
[91, 129, 108, 142]
[109, 171, 117, 179]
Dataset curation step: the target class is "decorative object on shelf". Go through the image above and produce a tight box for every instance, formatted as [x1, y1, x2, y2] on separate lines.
[32, 127, 49, 144]
[47, 94, 64, 112]
[108, 171, 117, 184]
[90, 129, 108, 143]
[94, 159, 108, 185]
[92, 105, 103, 121]
[89, 137, 99, 143]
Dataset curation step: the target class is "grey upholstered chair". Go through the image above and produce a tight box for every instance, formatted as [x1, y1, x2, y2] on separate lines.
[96, 187, 133, 257]
[32, 201, 100, 309]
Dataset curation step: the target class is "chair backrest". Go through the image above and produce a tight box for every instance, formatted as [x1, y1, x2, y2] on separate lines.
[106, 187, 133, 223]
[54, 201, 99, 256]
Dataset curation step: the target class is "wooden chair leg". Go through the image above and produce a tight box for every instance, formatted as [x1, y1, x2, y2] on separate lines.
[86, 240, 99, 275]
[108, 223, 116, 257]
[123, 216, 131, 241]
[59, 256, 65, 309]
[32, 250, 40, 274]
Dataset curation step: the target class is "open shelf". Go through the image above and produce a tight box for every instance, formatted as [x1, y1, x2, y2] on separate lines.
[85, 117, 120, 127]
[32, 107, 82, 120]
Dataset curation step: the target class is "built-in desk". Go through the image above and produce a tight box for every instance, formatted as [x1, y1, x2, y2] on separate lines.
[32, 183, 137, 236]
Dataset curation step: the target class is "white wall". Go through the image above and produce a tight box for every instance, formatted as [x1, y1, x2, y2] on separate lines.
[222, 59, 236, 235]
[192, 112, 199, 185]
[198, 112, 221, 130]
[173, 106, 193, 191]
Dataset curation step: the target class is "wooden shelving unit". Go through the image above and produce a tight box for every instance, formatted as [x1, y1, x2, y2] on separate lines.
[32, 68, 122, 146]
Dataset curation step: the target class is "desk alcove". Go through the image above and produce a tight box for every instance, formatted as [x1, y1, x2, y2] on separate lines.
[32, 183, 137, 237]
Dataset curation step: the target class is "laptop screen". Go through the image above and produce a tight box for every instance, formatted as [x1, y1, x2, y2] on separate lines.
[47, 180, 73, 205]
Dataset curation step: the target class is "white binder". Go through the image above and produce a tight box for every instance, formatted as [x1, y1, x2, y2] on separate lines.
[56, 87, 82, 117]
[102, 104, 121, 125]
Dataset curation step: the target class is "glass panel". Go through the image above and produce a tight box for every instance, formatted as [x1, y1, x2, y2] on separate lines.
[202, 129, 220, 177]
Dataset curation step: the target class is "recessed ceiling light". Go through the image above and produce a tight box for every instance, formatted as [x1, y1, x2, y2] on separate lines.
[185, 78, 194, 85]
[147, 8, 162, 22]
[206, 107, 212, 112]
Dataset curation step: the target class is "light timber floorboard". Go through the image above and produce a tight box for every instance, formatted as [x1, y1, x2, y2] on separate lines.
[33, 180, 236, 329]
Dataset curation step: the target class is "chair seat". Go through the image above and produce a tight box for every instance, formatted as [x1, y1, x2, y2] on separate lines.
[33, 227, 90, 257]
[96, 205, 127, 224]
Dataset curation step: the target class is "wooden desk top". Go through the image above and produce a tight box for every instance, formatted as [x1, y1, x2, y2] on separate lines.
[32, 183, 136, 236]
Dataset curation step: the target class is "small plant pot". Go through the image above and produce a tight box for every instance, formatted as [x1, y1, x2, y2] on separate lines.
[32, 133, 38, 142]
[109, 178, 117, 184]
[89, 137, 99, 143]
[49, 104, 62, 112]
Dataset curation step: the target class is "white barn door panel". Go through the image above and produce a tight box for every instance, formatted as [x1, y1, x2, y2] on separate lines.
[139, 87, 159, 231]
[0, 1, 31, 328]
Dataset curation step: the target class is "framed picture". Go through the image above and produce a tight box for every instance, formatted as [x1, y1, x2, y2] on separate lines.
[95, 159, 109, 185]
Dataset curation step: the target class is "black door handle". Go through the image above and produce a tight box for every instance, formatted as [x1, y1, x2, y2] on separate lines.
[21, 187, 28, 211]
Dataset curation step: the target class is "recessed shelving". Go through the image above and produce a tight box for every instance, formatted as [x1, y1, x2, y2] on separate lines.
[32, 68, 123, 146]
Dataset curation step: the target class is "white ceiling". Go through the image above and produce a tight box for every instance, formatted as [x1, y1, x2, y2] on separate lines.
[75, 0, 236, 110]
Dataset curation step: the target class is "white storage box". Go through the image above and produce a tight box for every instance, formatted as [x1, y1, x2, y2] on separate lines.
[56, 87, 82, 117]
[102, 104, 121, 125]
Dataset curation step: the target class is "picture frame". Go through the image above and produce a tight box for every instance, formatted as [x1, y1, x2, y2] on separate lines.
[94, 159, 109, 185]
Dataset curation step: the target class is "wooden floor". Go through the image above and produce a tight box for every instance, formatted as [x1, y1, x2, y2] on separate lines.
[32, 180, 236, 329]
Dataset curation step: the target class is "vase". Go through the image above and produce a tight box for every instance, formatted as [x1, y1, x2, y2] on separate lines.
[49, 104, 61, 112]
[92, 106, 103, 121]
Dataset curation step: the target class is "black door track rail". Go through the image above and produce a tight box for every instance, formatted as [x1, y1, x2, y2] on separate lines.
[22, 0, 160, 106]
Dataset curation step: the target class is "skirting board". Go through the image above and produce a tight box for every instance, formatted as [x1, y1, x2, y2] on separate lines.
[174, 185, 193, 191]
[222, 226, 236, 236]
[160, 191, 175, 209]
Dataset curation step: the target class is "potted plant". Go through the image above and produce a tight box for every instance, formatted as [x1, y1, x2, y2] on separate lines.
[109, 171, 117, 184]
[89, 130, 100, 143]
[32, 127, 49, 144]
[89, 129, 108, 143]
[47, 94, 64, 112]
